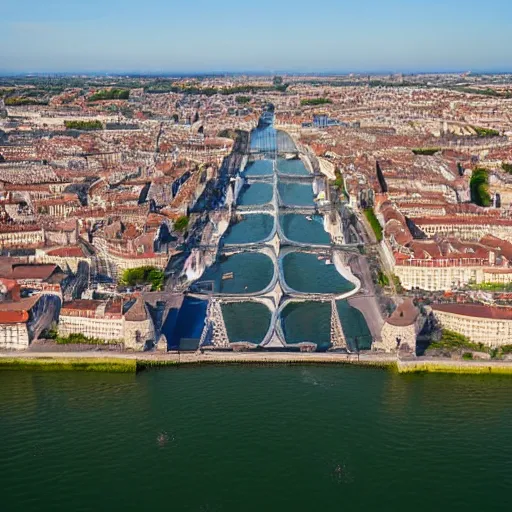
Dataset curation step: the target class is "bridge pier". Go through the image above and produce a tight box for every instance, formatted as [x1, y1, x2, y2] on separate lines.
[200, 298, 230, 348]
[330, 299, 348, 350]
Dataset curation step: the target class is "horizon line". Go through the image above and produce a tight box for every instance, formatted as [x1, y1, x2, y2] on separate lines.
[1, 69, 512, 78]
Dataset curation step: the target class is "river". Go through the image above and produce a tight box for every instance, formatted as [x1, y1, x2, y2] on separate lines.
[188, 109, 369, 349]
[1, 367, 510, 512]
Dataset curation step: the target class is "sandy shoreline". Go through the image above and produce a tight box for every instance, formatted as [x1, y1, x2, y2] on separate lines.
[1, 350, 512, 374]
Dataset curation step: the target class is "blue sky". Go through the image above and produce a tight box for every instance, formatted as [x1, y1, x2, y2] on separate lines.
[1, 0, 511, 73]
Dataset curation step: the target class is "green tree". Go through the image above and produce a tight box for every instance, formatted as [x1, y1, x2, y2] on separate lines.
[470, 168, 491, 207]
[173, 216, 189, 233]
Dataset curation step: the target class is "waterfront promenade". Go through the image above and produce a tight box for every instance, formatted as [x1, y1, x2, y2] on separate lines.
[1, 350, 511, 374]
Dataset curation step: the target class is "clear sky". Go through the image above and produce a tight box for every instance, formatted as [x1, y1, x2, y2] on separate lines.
[1, 0, 511, 74]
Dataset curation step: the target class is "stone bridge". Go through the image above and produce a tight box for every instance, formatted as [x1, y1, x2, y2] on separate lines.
[188, 126, 378, 351]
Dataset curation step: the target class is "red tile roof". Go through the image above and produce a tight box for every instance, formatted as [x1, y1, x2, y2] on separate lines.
[9, 265, 58, 281]
[46, 246, 85, 258]
[0, 311, 29, 324]
[432, 304, 512, 320]
[387, 299, 419, 327]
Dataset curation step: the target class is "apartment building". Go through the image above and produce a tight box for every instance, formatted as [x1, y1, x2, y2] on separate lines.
[58, 298, 155, 350]
[432, 304, 512, 347]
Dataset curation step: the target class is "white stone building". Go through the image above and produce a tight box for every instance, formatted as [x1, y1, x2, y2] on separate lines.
[432, 304, 512, 347]
[58, 298, 155, 350]
[375, 299, 423, 353]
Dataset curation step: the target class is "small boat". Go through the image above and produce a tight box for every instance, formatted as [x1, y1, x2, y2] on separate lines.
[306, 215, 313, 221]
[317, 256, 325, 260]
[325, 259, 332, 265]
[222, 272, 234, 280]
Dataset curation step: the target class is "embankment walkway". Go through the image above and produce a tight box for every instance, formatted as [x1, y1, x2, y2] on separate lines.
[1, 351, 512, 374]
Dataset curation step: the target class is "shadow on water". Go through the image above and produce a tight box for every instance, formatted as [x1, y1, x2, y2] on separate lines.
[336, 300, 372, 351]
[169, 298, 207, 351]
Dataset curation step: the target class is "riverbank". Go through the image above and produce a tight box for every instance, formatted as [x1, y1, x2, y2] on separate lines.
[0, 356, 137, 373]
[1, 351, 512, 375]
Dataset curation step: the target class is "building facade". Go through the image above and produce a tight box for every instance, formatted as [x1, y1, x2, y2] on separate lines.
[432, 304, 512, 347]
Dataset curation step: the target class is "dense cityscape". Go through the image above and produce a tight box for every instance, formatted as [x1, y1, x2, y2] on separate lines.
[1, 72, 512, 364]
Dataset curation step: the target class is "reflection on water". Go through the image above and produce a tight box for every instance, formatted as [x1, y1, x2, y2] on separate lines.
[199, 253, 274, 294]
[222, 302, 271, 343]
[282, 252, 354, 294]
[281, 214, 330, 244]
[281, 302, 331, 348]
[224, 214, 274, 244]
[238, 183, 273, 206]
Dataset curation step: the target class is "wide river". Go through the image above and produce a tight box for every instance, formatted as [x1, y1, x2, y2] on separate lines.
[1, 367, 511, 512]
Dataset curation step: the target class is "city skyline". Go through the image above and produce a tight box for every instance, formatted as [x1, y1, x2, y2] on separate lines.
[1, 0, 511, 73]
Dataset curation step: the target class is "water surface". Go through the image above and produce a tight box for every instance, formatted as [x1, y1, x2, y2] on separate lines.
[243, 160, 274, 176]
[224, 214, 274, 244]
[337, 300, 372, 350]
[282, 252, 355, 294]
[238, 183, 273, 206]
[169, 297, 206, 350]
[277, 158, 310, 175]
[1, 368, 510, 512]
[281, 214, 330, 244]
[222, 302, 271, 343]
[279, 182, 315, 206]
[281, 301, 331, 347]
[199, 252, 274, 294]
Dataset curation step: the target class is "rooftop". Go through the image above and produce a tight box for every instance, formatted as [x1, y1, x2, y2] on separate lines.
[432, 303, 512, 321]
[386, 298, 419, 327]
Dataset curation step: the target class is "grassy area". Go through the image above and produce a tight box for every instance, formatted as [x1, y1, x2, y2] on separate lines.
[136, 359, 178, 371]
[0, 358, 136, 373]
[502, 163, 512, 174]
[429, 329, 487, 352]
[472, 126, 500, 138]
[392, 274, 404, 293]
[377, 271, 389, 287]
[467, 281, 512, 292]
[89, 88, 129, 101]
[470, 168, 491, 207]
[412, 148, 441, 156]
[64, 120, 103, 131]
[429, 330, 512, 360]
[235, 95, 251, 105]
[332, 170, 348, 199]
[4, 96, 48, 106]
[45, 330, 121, 345]
[363, 208, 383, 242]
[451, 86, 512, 98]
[120, 266, 164, 291]
[145, 82, 277, 96]
[173, 215, 189, 233]
[300, 98, 333, 106]
[397, 360, 512, 375]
